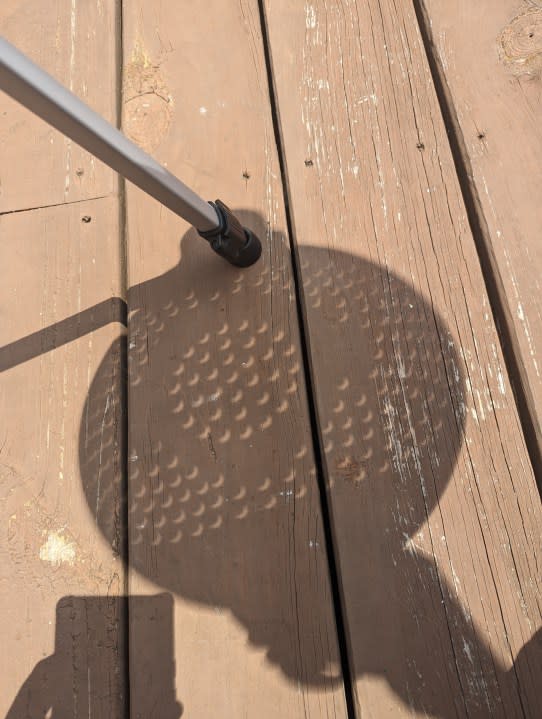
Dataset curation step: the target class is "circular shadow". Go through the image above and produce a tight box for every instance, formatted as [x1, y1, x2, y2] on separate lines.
[80, 211, 475, 712]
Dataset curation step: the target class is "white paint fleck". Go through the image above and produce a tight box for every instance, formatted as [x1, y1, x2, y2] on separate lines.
[199, 106, 207, 115]
[305, 4, 317, 29]
[497, 370, 506, 396]
[463, 638, 474, 664]
[209, 392, 220, 402]
[39, 532, 76, 567]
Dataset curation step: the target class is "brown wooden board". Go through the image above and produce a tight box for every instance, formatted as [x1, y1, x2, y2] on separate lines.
[0, 0, 119, 212]
[0, 198, 125, 717]
[417, 0, 542, 481]
[264, 0, 542, 716]
[79, 0, 348, 716]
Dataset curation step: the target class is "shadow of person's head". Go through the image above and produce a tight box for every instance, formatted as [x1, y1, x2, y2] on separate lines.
[79, 210, 467, 695]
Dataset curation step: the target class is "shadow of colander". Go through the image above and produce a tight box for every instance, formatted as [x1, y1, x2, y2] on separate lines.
[79, 209, 542, 717]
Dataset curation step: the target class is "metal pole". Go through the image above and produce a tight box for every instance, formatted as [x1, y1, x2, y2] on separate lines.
[0, 36, 261, 266]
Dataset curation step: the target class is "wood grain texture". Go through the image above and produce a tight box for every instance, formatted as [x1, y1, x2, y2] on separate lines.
[264, 0, 542, 716]
[0, 198, 125, 717]
[0, 0, 119, 212]
[418, 0, 542, 474]
[81, 0, 346, 716]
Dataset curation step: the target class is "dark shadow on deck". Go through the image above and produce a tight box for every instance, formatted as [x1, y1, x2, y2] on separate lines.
[4, 210, 541, 717]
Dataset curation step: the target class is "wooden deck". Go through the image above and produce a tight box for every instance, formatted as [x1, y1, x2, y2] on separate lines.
[1, 0, 541, 716]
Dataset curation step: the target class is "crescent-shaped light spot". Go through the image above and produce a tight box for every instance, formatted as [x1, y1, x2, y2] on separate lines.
[169, 383, 182, 396]
[179, 488, 191, 502]
[152, 480, 164, 495]
[167, 306, 179, 317]
[217, 323, 229, 336]
[192, 502, 205, 517]
[167, 456, 179, 470]
[257, 323, 268, 334]
[207, 368, 219, 381]
[235, 506, 248, 519]
[208, 516, 223, 529]
[149, 465, 160, 478]
[238, 320, 249, 332]
[155, 515, 167, 529]
[183, 347, 195, 359]
[241, 356, 255, 369]
[231, 390, 243, 403]
[188, 374, 200, 387]
[258, 477, 271, 491]
[198, 426, 211, 440]
[218, 430, 231, 444]
[232, 487, 246, 501]
[143, 499, 154, 514]
[212, 474, 224, 488]
[223, 353, 234, 366]
[295, 446, 307, 459]
[257, 392, 270, 405]
[209, 409, 222, 422]
[162, 495, 173, 508]
[174, 362, 185, 376]
[261, 348, 273, 361]
[243, 337, 256, 349]
[186, 466, 199, 480]
[199, 352, 211, 364]
[226, 371, 239, 384]
[133, 484, 146, 499]
[196, 481, 209, 496]
[275, 400, 288, 414]
[182, 415, 195, 429]
[170, 473, 182, 488]
[191, 523, 204, 537]
[172, 510, 186, 524]
[235, 407, 247, 421]
[264, 497, 277, 510]
[170, 530, 183, 543]
[151, 535, 162, 546]
[295, 486, 307, 499]
[191, 394, 204, 408]
[240, 426, 253, 440]
[282, 469, 294, 483]
[260, 415, 273, 430]
[199, 333, 210, 344]
[210, 495, 224, 509]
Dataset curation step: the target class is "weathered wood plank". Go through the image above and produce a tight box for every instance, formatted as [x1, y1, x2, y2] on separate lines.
[418, 0, 542, 477]
[71, 0, 345, 719]
[264, 0, 542, 716]
[0, 0, 118, 212]
[0, 198, 125, 717]
[100, 1, 347, 717]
